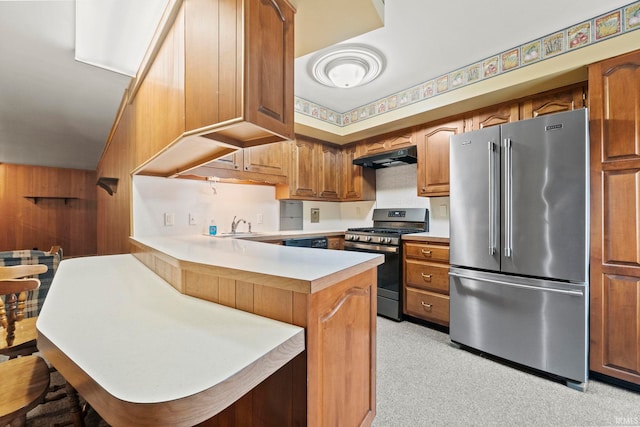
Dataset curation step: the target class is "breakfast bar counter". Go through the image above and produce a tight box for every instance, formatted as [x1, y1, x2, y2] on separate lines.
[130, 234, 382, 294]
[37, 254, 305, 426]
[41, 235, 383, 426]
[127, 234, 382, 426]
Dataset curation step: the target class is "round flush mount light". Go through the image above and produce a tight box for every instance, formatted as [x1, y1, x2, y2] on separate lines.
[309, 44, 385, 89]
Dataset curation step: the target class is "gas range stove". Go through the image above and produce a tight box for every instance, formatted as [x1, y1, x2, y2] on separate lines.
[345, 209, 429, 247]
[343, 208, 429, 321]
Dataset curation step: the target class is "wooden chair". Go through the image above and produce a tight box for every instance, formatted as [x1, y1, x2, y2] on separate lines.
[0, 268, 51, 426]
[0, 264, 48, 358]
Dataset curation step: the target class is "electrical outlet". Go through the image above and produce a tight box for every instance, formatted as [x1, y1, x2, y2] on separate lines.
[440, 205, 448, 217]
[310, 208, 320, 223]
[257, 213, 263, 224]
[164, 212, 175, 226]
[189, 212, 197, 225]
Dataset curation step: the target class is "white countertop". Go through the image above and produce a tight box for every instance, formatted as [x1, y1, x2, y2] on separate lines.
[402, 232, 449, 242]
[37, 254, 304, 405]
[132, 234, 383, 283]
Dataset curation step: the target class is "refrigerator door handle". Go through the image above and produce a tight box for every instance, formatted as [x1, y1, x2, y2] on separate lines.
[488, 141, 496, 255]
[504, 137, 513, 258]
[448, 271, 584, 296]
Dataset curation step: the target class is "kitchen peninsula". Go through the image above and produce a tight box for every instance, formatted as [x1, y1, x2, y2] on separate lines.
[40, 235, 383, 426]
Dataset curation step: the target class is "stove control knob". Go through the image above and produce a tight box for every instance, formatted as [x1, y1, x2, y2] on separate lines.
[366, 236, 372, 242]
[383, 237, 390, 244]
[353, 235, 359, 241]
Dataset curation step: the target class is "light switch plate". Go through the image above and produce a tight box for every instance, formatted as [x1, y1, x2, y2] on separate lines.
[310, 208, 320, 223]
[164, 212, 175, 226]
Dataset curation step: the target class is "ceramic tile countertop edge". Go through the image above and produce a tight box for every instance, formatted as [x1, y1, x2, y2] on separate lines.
[131, 235, 384, 289]
[37, 254, 305, 410]
[402, 232, 450, 244]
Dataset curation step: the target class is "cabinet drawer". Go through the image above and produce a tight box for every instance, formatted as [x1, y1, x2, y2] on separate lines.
[404, 288, 450, 326]
[405, 259, 449, 293]
[404, 242, 449, 262]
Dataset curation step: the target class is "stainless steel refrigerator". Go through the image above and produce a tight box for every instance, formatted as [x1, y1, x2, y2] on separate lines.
[449, 108, 589, 390]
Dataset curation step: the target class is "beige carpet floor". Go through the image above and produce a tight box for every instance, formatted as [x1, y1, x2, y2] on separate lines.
[19, 317, 640, 426]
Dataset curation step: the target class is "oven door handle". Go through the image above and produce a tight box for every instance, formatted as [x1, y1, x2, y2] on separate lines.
[343, 242, 399, 254]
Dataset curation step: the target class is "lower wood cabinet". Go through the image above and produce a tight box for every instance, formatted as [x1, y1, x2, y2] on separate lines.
[405, 288, 449, 326]
[403, 239, 450, 326]
[327, 236, 344, 250]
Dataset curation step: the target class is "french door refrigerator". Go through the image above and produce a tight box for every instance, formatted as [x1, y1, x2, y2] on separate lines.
[449, 108, 589, 391]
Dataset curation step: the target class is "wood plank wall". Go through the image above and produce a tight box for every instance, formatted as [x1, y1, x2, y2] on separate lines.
[0, 163, 97, 257]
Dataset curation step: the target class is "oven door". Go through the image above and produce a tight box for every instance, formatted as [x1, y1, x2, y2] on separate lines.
[344, 241, 402, 320]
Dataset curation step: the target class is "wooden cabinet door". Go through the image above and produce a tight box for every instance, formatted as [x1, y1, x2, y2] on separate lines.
[589, 49, 640, 385]
[520, 84, 585, 119]
[208, 151, 243, 171]
[184, 0, 294, 140]
[340, 144, 375, 201]
[466, 103, 519, 130]
[415, 120, 463, 197]
[184, 0, 240, 132]
[363, 129, 414, 154]
[289, 138, 318, 198]
[245, 0, 295, 140]
[317, 144, 340, 200]
[243, 142, 287, 175]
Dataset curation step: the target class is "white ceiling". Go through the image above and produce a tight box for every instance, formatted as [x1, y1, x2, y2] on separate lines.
[295, 0, 634, 112]
[0, 0, 635, 171]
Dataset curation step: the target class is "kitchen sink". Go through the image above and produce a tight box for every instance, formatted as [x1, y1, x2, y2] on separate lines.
[214, 232, 263, 238]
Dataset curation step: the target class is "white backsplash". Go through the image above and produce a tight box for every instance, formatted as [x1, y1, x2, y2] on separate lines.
[132, 163, 449, 237]
[132, 175, 280, 237]
[375, 164, 450, 236]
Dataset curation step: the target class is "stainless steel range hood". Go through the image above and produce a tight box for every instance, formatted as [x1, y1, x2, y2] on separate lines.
[353, 145, 417, 169]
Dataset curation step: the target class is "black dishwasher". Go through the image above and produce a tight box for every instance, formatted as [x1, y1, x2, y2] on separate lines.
[283, 237, 328, 249]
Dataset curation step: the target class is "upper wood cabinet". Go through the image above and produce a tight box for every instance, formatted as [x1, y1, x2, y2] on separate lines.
[184, 142, 288, 184]
[317, 144, 341, 199]
[415, 119, 464, 197]
[362, 129, 415, 155]
[589, 49, 640, 386]
[520, 84, 585, 119]
[341, 144, 375, 201]
[132, 0, 295, 177]
[134, 4, 186, 169]
[464, 102, 519, 131]
[276, 137, 341, 201]
[184, 0, 294, 142]
[206, 142, 288, 175]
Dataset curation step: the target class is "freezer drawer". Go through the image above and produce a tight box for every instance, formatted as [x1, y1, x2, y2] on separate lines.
[449, 267, 588, 385]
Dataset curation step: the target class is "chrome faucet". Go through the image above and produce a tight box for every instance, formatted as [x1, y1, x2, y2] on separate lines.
[231, 216, 247, 234]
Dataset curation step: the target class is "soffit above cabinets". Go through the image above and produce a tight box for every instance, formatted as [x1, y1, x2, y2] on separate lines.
[292, 0, 384, 58]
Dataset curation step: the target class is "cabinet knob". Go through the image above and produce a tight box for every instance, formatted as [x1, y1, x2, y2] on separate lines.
[421, 249, 432, 256]
[421, 273, 432, 280]
[421, 301, 433, 310]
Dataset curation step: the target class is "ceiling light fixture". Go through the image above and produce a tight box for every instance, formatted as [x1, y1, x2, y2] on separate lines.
[309, 44, 385, 89]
